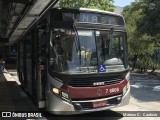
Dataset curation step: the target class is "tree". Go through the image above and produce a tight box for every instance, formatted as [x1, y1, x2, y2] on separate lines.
[123, 1, 159, 72]
[138, 0, 160, 36]
[58, 0, 115, 11]
[123, 2, 143, 70]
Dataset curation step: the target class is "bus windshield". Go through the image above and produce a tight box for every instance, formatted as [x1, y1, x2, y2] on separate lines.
[49, 28, 127, 74]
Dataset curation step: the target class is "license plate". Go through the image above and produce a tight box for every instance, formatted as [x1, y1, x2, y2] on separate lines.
[92, 100, 107, 108]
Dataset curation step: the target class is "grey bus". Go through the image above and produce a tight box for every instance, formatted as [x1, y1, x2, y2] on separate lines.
[18, 8, 130, 114]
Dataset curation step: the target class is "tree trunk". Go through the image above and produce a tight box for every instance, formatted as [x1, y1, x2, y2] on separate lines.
[151, 67, 155, 73]
[132, 55, 138, 70]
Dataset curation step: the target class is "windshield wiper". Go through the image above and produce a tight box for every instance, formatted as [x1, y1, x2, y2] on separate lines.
[109, 27, 114, 41]
[101, 36, 106, 61]
[73, 24, 91, 72]
[73, 24, 82, 70]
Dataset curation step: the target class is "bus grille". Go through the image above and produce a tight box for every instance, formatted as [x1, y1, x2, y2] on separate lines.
[68, 75, 123, 87]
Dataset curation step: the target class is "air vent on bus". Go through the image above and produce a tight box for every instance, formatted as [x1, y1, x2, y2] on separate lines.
[67, 75, 123, 87]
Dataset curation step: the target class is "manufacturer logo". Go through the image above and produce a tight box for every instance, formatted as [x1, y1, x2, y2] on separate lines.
[93, 82, 105, 86]
[97, 89, 102, 96]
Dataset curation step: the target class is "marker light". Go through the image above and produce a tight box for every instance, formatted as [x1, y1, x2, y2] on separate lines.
[52, 88, 60, 94]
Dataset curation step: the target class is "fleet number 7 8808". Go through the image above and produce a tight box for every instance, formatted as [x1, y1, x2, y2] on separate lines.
[106, 87, 119, 93]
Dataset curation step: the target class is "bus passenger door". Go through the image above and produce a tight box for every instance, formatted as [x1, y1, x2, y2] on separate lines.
[24, 37, 33, 95]
[36, 28, 49, 108]
[18, 42, 25, 86]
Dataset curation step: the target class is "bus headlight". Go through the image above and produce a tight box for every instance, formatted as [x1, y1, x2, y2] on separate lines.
[52, 87, 60, 95]
[123, 72, 130, 95]
[51, 84, 71, 101]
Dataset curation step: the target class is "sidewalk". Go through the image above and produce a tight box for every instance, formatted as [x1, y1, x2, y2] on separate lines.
[0, 71, 15, 111]
[3, 69, 21, 85]
[0, 69, 38, 112]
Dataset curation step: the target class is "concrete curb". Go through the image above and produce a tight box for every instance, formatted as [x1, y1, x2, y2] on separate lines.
[3, 68, 21, 85]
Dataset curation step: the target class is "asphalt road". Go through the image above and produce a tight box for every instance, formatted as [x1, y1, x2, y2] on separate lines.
[6, 70, 160, 120]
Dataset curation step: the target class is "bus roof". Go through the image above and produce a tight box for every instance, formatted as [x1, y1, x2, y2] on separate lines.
[55, 7, 123, 17]
[79, 8, 122, 17]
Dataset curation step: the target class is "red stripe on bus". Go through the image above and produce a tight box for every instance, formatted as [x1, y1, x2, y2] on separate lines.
[61, 80, 128, 99]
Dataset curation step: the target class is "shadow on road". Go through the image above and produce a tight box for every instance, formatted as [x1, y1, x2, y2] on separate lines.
[43, 110, 123, 120]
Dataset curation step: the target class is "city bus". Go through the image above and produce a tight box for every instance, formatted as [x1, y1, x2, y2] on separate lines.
[17, 8, 130, 114]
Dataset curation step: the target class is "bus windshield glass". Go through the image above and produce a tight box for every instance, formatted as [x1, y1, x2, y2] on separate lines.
[49, 28, 127, 74]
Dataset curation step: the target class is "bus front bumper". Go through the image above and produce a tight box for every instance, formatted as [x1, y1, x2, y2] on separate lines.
[46, 86, 130, 115]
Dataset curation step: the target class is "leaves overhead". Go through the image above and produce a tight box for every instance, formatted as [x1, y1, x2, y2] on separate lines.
[123, 0, 160, 71]
[58, 0, 115, 11]
[138, 0, 160, 36]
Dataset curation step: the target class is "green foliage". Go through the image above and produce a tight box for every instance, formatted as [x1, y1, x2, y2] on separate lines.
[138, 0, 160, 36]
[123, 1, 160, 72]
[58, 0, 115, 11]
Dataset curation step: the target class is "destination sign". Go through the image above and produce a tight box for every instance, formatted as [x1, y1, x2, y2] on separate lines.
[62, 12, 124, 25]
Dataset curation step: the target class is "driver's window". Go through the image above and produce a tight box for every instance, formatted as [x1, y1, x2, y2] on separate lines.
[112, 33, 124, 58]
[49, 29, 75, 72]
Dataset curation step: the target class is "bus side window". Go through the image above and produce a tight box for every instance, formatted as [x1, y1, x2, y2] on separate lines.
[38, 30, 47, 60]
[52, 31, 64, 56]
